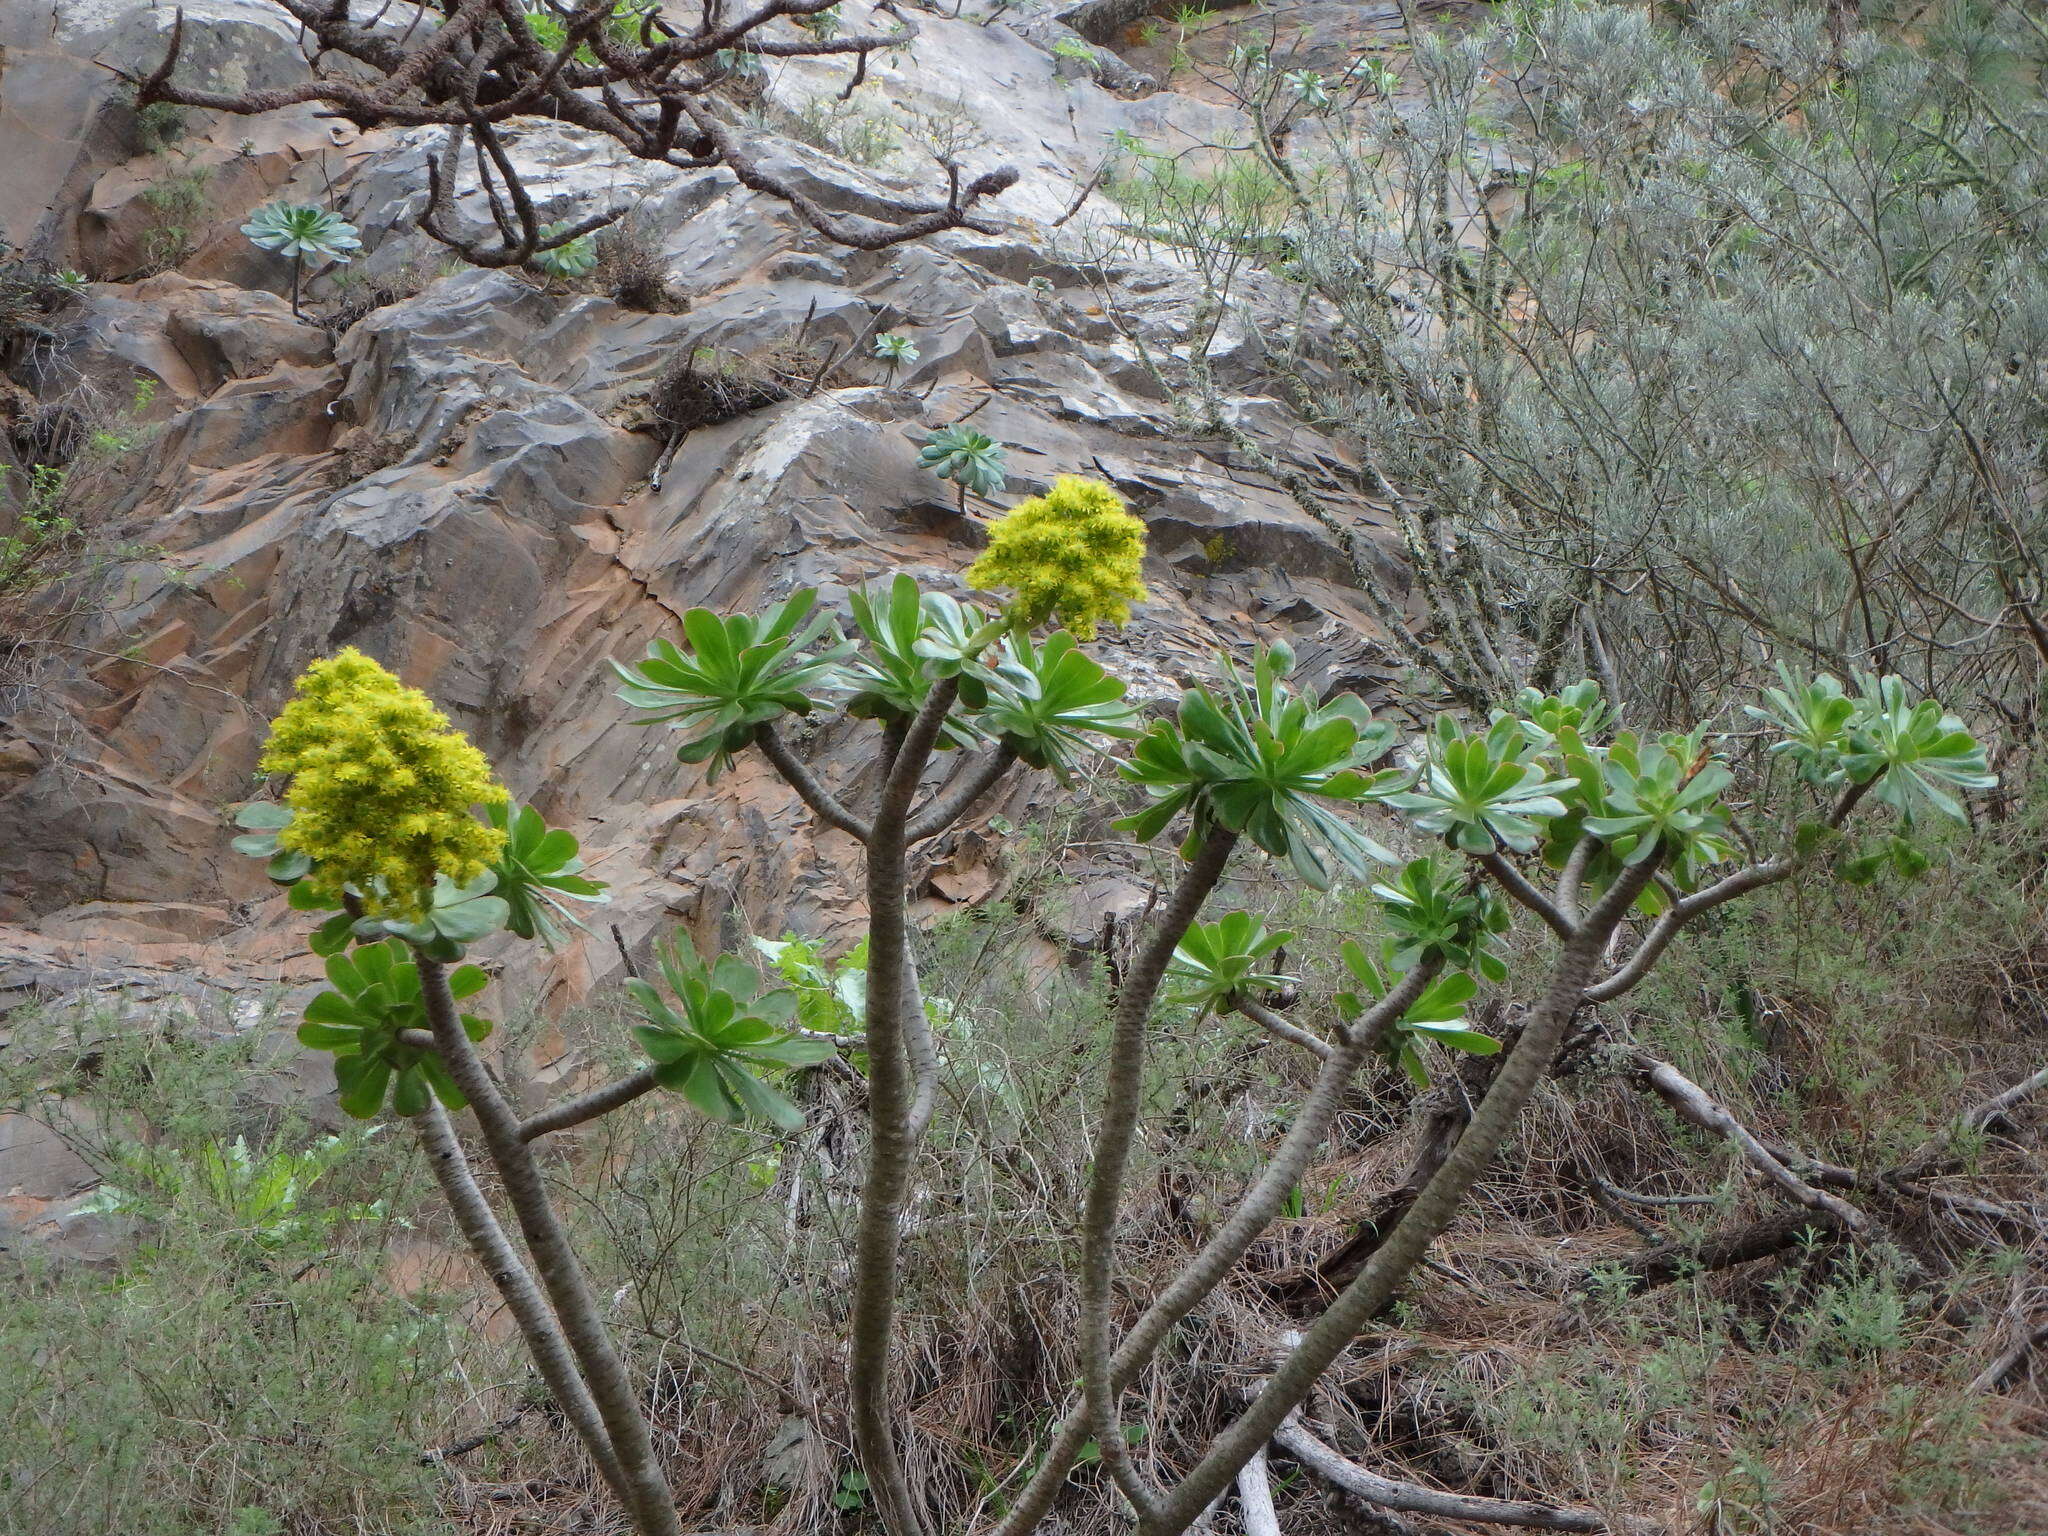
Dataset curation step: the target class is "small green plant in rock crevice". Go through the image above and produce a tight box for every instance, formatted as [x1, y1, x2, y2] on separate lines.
[529, 221, 599, 283]
[874, 331, 919, 384]
[241, 202, 361, 317]
[133, 97, 190, 154]
[3, 374, 165, 693]
[918, 420, 1009, 511]
[138, 163, 214, 276]
[785, 90, 902, 168]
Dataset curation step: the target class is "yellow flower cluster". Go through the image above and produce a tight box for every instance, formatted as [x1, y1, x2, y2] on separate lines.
[965, 475, 1149, 637]
[260, 648, 507, 916]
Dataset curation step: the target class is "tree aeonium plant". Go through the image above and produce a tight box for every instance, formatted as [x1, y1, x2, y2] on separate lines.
[240, 202, 360, 317]
[236, 473, 1994, 1536]
[965, 473, 1148, 639]
[233, 648, 821, 1536]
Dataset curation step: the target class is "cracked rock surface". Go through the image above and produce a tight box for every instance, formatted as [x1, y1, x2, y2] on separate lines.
[1, 0, 1422, 1016]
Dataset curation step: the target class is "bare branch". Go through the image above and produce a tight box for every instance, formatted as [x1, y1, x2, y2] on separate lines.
[1554, 834, 1597, 925]
[519, 1065, 661, 1141]
[905, 744, 1018, 843]
[1596, 1208, 1843, 1295]
[757, 725, 874, 842]
[415, 956, 683, 1536]
[847, 674, 963, 1536]
[410, 1101, 631, 1500]
[1969, 1314, 2048, 1395]
[1588, 778, 1875, 1004]
[1892, 1062, 2048, 1183]
[1230, 994, 1334, 1059]
[1273, 1412, 1610, 1533]
[1153, 856, 1664, 1533]
[1629, 1052, 1869, 1231]
[994, 962, 1437, 1536]
[134, 0, 1017, 267]
[1080, 826, 1241, 1518]
[1477, 850, 1575, 939]
[1234, 1448, 1281, 1536]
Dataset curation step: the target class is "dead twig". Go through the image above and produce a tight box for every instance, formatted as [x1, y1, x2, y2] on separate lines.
[1271, 1410, 1613, 1532]
[1628, 1051, 1869, 1231]
[1968, 1313, 2048, 1395]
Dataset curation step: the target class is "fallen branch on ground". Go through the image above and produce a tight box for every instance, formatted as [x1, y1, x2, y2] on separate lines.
[1893, 1062, 2048, 1183]
[1628, 1051, 1870, 1230]
[1271, 1410, 1612, 1532]
[1234, 1447, 1281, 1536]
[1969, 1313, 2048, 1395]
[1595, 1208, 1841, 1294]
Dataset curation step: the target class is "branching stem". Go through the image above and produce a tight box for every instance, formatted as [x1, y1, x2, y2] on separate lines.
[1079, 827, 1240, 1516]
[415, 954, 681, 1536]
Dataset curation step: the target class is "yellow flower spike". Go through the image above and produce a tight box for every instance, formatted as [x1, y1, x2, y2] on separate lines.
[965, 474, 1149, 638]
[260, 648, 508, 917]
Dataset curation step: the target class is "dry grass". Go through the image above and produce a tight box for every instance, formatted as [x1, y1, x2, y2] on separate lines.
[649, 342, 838, 442]
[594, 222, 687, 315]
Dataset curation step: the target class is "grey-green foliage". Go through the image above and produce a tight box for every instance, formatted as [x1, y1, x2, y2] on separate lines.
[917, 423, 1009, 500]
[612, 571, 1143, 780]
[531, 222, 599, 279]
[1193, 0, 2047, 722]
[240, 203, 362, 264]
[76, 1130, 383, 1247]
[240, 202, 360, 313]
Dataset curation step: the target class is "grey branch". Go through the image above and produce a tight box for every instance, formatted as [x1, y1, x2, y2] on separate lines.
[1629, 1052, 1869, 1231]
[1080, 826, 1241, 1518]
[996, 962, 1436, 1536]
[410, 1101, 631, 1501]
[758, 726, 874, 842]
[519, 1065, 662, 1141]
[1231, 994, 1334, 1059]
[1968, 1314, 2048, 1395]
[134, 0, 1017, 267]
[417, 955, 682, 1536]
[1477, 850, 1574, 939]
[1589, 779, 1875, 1005]
[1892, 1061, 2048, 1183]
[1272, 1412, 1610, 1533]
[1149, 857, 1665, 1533]
[846, 675, 962, 1536]
[905, 744, 1018, 843]
[1234, 1447, 1282, 1536]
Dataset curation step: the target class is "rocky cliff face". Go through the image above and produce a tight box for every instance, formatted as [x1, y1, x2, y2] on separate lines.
[0, 0, 1414, 1003]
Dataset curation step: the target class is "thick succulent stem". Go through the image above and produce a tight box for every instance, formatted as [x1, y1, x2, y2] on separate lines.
[1113, 963, 1439, 1373]
[848, 675, 960, 1536]
[1141, 856, 1662, 1536]
[759, 725, 873, 841]
[519, 1065, 662, 1141]
[410, 1101, 632, 1501]
[991, 958, 1435, 1536]
[905, 744, 1017, 843]
[1079, 827, 1239, 1515]
[416, 954, 682, 1536]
